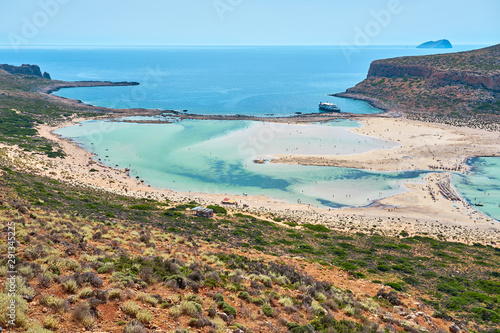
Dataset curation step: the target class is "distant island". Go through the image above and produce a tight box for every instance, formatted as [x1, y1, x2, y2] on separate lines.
[417, 39, 452, 48]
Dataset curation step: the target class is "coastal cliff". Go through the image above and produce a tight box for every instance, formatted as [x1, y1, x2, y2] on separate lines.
[0, 63, 51, 79]
[336, 44, 500, 127]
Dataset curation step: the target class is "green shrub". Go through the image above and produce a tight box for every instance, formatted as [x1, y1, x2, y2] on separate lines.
[279, 296, 294, 307]
[217, 301, 237, 316]
[0, 293, 27, 327]
[436, 280, 465, 296]
[25, 325, 52, 333]
[376, 264, 390, 272]
[97, 263, 115, 274]
[187, 294, 204, 305]
[136, 292, 158, 306]
[39, 294, 66, 312]
[340, 262, 358, 272]
[122, 301, 141, 317]
[476, 280, 500, 295]
[4, 276, 35, 297]
[73, 302, 94, 329]
[169, 305, 181, 318]
[108, 288, 122, 301]
[262, 304, 274, 317]
[123, 320, 148, 333]
[237, 291, 251, 301]
[471, 307, 500, 323]
[136, 310, 153, 324]
[62, 279, 78, 294]
[302, 224, 330, 233]
[207, 205, 227, 215]
[287, 322, 314, 333]
[385, 282, 404, 291]
[251, 297, 264, 305]
[79, 287, 93, 298]
[43, 315, 59, 330]
[180, 301, 202, 317]
[215, 293, 224, 302]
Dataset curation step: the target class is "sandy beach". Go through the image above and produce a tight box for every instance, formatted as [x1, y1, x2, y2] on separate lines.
[1, 115, 498, 246]
[272, 116, 500, 172]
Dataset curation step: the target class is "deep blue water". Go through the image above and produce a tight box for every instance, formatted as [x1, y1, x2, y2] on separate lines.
[0, 45, 480, 115]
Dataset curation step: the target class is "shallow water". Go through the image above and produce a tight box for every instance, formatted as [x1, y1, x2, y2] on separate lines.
[452, 157, 500, 221]
[55, 119, 426, 208]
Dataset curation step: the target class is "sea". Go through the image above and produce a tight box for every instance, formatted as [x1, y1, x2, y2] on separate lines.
[1, 45, 498, 219]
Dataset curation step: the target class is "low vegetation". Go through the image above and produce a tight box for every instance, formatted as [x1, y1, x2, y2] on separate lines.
[0, 166, 498, 332]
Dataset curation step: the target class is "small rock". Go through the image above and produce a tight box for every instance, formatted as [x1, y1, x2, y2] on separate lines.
[218, 312, 230, 322]
[393, 306, 404, 313]
[449, 323, 461, 333]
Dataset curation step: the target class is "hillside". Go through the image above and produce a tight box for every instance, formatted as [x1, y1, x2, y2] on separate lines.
[336, 44, 500, 128]
[0, 159, 500, 332]
[0, 62, 500, 333]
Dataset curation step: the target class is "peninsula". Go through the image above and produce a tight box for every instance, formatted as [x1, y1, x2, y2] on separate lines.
[335, 44, 500, 129]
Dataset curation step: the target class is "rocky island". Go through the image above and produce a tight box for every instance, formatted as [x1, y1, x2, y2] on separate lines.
[335, 44, 500, 129]
[417, 39, 452, 48]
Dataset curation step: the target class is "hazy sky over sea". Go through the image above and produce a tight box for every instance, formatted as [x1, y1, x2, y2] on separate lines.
[0, 0, 498, 46]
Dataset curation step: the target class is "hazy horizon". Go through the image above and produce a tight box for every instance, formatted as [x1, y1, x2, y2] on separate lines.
[1, 0, 498, 48]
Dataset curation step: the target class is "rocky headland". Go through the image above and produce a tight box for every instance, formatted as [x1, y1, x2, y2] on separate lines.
[0, 63, 51, 79]
[335, 44, 500, 129]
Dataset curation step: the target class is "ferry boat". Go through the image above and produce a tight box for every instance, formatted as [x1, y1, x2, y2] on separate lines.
[319, 102, 341, 112]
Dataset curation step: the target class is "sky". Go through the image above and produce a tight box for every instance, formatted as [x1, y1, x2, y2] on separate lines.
[0, 0, 498, 47]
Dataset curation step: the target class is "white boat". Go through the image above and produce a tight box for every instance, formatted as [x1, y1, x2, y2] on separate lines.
[319, 102, 341, 112]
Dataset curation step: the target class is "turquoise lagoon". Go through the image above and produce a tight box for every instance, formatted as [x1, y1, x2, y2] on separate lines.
[452, 157, 500, 221]
[55, 119, 427, 208]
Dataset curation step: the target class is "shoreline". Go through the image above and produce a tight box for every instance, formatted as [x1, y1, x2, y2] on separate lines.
[1, 115, 493, 245]
[35, 80, 140, 95]
[39, 79, 394, 123]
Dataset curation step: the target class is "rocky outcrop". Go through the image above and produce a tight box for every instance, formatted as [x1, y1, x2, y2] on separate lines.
[417, 39, 452, 48]
[367, 62, 433, 79]
[366, 61, 500, 92]
[0, 64, 47, 78]
[337, 44, 500, 127]
[42, 71, 51, 79]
